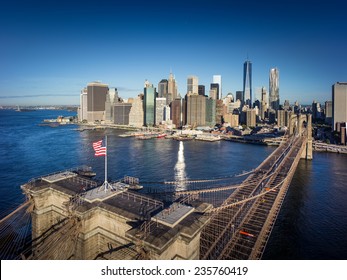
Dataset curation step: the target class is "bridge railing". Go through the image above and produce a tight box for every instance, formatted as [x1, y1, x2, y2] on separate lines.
[25, 166, 93, 185]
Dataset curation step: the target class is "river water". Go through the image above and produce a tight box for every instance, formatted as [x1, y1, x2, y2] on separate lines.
[0, 109, 346, 259]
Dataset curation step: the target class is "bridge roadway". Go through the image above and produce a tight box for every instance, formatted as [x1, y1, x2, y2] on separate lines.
[200, 133, 307, 260]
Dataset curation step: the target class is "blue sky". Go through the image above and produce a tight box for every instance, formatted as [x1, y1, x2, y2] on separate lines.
[1, 0, 346, 106]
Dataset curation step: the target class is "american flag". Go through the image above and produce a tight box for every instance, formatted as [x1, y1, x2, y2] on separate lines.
[92, 139, 106, 156]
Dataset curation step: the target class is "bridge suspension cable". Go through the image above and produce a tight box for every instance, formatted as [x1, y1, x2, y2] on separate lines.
[159, 169, 255, 185]
[0, 200, 31, 224]
[207, 177, 286, 213]
[206, 134, 304, 213]
[0, 200, 33, 260]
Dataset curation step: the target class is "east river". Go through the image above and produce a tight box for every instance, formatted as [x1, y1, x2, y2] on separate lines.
[0, 109, 346, 259]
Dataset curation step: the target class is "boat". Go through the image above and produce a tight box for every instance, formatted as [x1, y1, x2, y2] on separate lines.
[157, 133, 167, 138]
[119, 131, 145, 138]
[136, 132, 158, 140]
[173, 135, 194, 141]
[195, 134, 221, 142]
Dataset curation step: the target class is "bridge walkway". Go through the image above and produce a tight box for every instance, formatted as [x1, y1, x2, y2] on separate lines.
[200, 134, 307, 259]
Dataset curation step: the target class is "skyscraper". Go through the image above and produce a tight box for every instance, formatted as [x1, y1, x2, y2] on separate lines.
[260, 87, 267, 120]
[163, 105, 171, 122]
[261, 87, 267, 103]
[78, 87, 88, 122]
[143, 81, 156, 126]
[246, 108, 256, 127]
[215, 99, 224, 124]
[105, 88, 118, 123]
[283, 99, 290, 110]
[171, 98, 186, 128]
[269, 68, 280, 110]
[325, 101, 332, 125]
[205, 98, 216, 127]
[332, 82, 347, 131]
[187, 94, 206, 126]
[187, 76, 198, 95]
[158, 79, 168, 98]
[213, 75, 222, 99]
[104, 91, 112, 122]
[129, 94, 144, 127]
[236, 91, 243, 103]
[312, 100, 321, 121]
[209, 88, 217, 100]
[86, 81, 109, 122]
[243, 61, 252, 107]
[210, 83, 219, 100]
[198, 85, 205, 96]
[277, 109, 286, 127]
[109, 87, 119, 104]
[155, 97, 167, 125]
[168, 72, 178, 105]
[114, 103, 132, 125]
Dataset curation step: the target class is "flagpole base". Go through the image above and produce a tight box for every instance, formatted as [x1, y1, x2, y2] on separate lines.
[98, 181, 115, 192]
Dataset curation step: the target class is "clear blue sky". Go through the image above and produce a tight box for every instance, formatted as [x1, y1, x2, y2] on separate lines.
[1, 0, 346, 106]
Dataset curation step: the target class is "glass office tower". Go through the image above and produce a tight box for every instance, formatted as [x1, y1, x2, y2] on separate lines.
[243, 60, 252, 107]
[269, 68, 280, 110]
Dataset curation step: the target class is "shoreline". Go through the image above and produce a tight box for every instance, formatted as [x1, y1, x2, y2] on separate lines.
[313, 141, 347, 154]
[76, 122, 285, 146]
[75, 122, 347, 154]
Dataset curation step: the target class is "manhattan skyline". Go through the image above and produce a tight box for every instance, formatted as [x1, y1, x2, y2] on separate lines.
[1, 0, 346, 106]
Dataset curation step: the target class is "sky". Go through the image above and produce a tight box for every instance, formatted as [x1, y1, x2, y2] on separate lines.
[0, 0, 346, 106]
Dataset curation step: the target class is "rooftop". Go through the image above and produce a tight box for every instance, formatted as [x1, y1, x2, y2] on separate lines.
[126, 201, 212, 252]
[42, 171, 77, 183]
[23, 172, 163, 220]
[23, 170, 212, 255]
[153, 203, 194, 228]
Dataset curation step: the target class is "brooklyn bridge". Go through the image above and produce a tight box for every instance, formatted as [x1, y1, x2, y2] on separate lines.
[0, 114, 312, 260]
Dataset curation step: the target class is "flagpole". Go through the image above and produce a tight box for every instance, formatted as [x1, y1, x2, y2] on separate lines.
[93, 136, 113, 192]
[105, 135, 107, 185]
[102, 135, 110, 192]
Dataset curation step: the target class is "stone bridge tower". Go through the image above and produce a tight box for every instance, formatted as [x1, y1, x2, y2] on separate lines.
[288, 113, 312, 160]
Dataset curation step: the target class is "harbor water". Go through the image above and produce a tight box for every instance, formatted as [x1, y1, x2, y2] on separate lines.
[0, 109, 346, 259]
